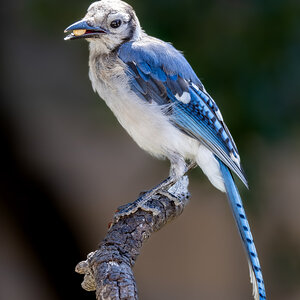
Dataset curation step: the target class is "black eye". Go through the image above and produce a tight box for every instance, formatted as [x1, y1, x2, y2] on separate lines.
[110, 19, 122, 28]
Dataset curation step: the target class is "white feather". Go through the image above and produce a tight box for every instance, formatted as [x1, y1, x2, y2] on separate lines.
[230, 151, 241, 166]
[215, 109, 224, 122]
[89, 49, 228, 189]
[196, 145, 225, 192]
[88, 21, 227, 191]
[89, 55, 199, 165]
[175, 91, 191, 104]
[191, 82, 200, 91]
[248, 261, 259, 300]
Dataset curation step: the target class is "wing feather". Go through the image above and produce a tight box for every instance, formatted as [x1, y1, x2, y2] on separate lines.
[118, 37, 247, 187]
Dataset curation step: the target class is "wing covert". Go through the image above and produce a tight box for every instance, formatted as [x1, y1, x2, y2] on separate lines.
[118, 37, 247, 187]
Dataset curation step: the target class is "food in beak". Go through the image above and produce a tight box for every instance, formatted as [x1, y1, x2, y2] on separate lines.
[73, 29, 87, 36]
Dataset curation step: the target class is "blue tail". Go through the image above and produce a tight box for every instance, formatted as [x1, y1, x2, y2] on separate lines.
[218, 159, 266, 300]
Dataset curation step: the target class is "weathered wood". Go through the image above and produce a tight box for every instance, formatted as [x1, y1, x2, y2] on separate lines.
[75, 176, 190, 300]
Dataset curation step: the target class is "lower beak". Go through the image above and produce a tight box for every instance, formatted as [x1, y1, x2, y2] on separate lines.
[64, 20, 107, 40]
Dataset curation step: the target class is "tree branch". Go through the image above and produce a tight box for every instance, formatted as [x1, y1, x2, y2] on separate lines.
[75, 176, 190, 300]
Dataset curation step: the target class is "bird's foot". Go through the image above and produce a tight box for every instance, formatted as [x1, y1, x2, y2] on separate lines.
[113, 163, 196, 223]
[114, 176, 177, 222]
[114, 194, 160, 222]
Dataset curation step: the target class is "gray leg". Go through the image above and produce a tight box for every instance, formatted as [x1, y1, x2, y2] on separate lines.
[158, 161, 197, 206]
[114, 161, 197, 221]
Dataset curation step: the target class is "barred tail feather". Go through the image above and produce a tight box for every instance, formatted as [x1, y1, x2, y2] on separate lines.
[217, 158, 266, 300]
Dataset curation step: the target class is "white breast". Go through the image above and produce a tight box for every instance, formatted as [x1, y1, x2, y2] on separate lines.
[88, 51, 224, 191]
[91, 72, 199, 161]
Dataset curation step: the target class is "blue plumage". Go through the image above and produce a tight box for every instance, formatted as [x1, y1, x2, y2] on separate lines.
[118, 38, 248, 187]
[65, 1, 266, 298]
[118, 37, 201, 84]
[119, 32, 265, 300]
[219, 159, 266, 299]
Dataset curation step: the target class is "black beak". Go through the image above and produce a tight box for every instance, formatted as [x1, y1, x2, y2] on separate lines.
[64, 20, 108, 40]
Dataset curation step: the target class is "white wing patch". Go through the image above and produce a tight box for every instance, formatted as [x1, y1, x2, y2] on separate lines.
[191, 82, 200, 91]
[230, 151, 241, 165]
[175, 91, 191, 104]
[215, 109, 224, 122]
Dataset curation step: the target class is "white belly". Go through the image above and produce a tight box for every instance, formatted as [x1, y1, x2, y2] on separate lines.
[89, 64, 225, 191]
[96, 81, 199, 160]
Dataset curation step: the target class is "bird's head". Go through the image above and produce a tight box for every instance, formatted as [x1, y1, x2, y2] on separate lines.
[64, 0, 141, 52]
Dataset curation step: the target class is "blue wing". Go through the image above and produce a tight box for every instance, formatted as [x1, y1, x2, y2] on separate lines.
[118, 36, 247, 187]
[118, 37, 267, 299]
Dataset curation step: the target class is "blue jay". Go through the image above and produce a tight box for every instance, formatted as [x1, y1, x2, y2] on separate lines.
[64, 1, 266, 299]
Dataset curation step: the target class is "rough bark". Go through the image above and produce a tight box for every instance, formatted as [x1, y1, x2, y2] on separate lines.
[75, 176, 190, 300]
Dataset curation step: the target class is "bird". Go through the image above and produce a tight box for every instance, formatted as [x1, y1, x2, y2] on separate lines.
[64, 1, 266, 299]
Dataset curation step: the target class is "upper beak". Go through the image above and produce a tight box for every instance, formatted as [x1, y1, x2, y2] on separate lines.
[64, 20, 108, 40]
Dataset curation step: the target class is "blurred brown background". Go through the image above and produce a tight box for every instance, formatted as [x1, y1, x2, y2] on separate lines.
[1, 0, 300, 299]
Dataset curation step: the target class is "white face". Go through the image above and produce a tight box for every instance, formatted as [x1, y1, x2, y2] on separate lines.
[83, 0, 139, 51]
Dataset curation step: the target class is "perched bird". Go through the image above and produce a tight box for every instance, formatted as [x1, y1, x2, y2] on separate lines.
[64, 1, 266, 299]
